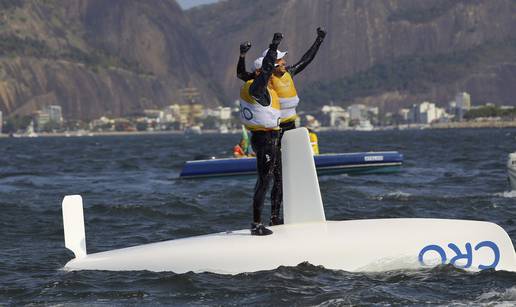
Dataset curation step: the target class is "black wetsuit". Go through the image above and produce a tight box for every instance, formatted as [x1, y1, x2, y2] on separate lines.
[237, 34, 325, 224]
[237, 34, 325, 95]
[245, 43, 280, 226]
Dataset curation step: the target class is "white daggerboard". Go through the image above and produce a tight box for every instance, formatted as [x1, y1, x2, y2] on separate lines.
[62, 195, 87, 258]
[282, 128, 325, 224]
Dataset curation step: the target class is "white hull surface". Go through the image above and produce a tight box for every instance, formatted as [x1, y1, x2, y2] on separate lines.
[62, 129, 516, 274]
[64, 218, 516, 274]
[508, 153, 516, 190]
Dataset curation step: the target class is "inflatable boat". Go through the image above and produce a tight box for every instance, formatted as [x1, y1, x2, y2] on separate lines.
[179, 151, 403, 179]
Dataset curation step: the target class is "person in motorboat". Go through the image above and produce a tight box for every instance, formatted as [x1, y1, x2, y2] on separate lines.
[233, 140, 247, 158]
[233, 139, 255, 158]
[307, 128, 319, 155]
[237, 27, 326, 226]
[233, 125, 255, 158]
[239, 32, 284, 235]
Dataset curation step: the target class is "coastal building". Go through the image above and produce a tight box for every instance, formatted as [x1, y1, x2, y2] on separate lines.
[409, 102, 449, 124]
[398, 108, 410, 122]
[321, 105, 349, 128]
[113, 118, 135, 132]
[33, 105, 63, 131]
[204, 106, 231, 120]
[141, 109, 164, 131]
[91, 116, 115, 131]
[191, 104, 205, 120]
[448, 101, 457, 114]
[456, 92, 471, 110]
[163, 104, 181, 123]
[347, 104, 367, 121]
[202, 106, 232, 129]
[420, 102, 437, 124]
[455, 92, 471, 121]
[34, 110, 50, 129]
[347, 104, 379, 125]
[0, 110, 2, 133]
[304, 114, 321, 129]
[44, 105, 63, 124]
[176, 104, 205, 128]
[144, 109, 164, 119]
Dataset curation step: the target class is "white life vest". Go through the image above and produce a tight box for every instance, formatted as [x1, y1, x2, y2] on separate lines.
[239, 80, 281, 131]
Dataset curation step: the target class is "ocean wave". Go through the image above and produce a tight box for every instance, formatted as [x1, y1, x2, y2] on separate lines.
[477, 286, 516, 303]
[495, 191, 516, 198]
[373, 191, 411, 201]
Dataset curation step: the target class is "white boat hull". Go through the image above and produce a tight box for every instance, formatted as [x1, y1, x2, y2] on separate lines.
[508, 153, 516, 190]
[65, 219, 516, 274]
[62, 129, 516, 274]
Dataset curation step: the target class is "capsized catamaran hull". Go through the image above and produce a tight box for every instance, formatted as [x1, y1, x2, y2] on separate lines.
[62, 129, 516, 274]
[64, 218, 516, 274]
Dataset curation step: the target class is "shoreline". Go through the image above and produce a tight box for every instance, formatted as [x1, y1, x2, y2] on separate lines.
[0, 129, 241, 138]
[2, 120, 516, 138]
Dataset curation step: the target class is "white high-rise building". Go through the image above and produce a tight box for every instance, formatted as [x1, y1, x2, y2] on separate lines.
[43, 105, 63, 123]
[409, 102, 448, 124]
[347, 104, 367, 121]
[164, 104, 181, 123]
[321, 105, 349, 127]
[456, 92, 471, 110]
[455, 92, 471, 121]
[398, 108, 410, 122]
[419, 101, 437, 124]
[35, 110, 50, 128]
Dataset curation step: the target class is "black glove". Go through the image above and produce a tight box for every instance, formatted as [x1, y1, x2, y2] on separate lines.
[240, 41, 251, 54]
[317, 27, 326, 39]
[271, 32, 283, 46]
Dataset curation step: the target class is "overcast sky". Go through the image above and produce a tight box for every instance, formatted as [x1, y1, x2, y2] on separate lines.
[176, 0, 219, 10]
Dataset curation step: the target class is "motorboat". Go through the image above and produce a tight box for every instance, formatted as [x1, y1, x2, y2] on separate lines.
[184, 125, 202, 135]
[179, 151, 403, 179]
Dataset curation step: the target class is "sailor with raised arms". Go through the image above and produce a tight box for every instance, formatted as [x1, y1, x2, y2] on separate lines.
[239, 32, 284, 235]
[237, 27, 326, 225]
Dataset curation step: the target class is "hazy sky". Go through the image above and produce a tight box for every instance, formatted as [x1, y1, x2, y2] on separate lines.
[176, 0, 219, 10]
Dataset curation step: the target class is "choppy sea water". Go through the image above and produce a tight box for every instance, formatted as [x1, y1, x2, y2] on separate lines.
[1, 128, 516, 305]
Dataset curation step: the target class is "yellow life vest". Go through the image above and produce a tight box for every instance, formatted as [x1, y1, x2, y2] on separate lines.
[270, 72, 300, 123]
[309, 131, 319, 155]
[239, 80, 281, 131]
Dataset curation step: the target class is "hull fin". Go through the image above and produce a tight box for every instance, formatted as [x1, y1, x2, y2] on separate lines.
[282, 128, 326, 224]
[62, 195, 87, 258]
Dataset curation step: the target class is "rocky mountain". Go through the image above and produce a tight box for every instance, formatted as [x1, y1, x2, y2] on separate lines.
[0, 0, 224, 120]
[187, 0, 516, 111]
[1, 0, 515, 120]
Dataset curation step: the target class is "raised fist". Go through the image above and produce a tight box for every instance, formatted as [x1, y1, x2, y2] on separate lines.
[240, 41, 251, 54]
[272, 32, 283, 45]
[317, 27, 326, 39]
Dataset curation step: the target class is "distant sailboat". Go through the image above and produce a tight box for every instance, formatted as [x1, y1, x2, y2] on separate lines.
[355, 120, 374, 131]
